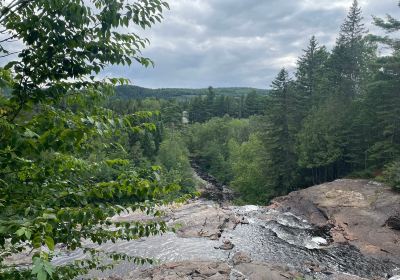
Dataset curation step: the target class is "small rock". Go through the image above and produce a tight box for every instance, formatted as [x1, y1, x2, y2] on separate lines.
[215, 240, 234, 250]
[232, 252, 252, 265]
[386, 214, 400, 230]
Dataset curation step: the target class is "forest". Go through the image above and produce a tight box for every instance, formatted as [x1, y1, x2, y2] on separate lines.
[108, 0, 400, 204]
[0, 0, 400, 279]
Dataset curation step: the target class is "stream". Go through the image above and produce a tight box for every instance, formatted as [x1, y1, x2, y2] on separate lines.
[50, 167, 399, 279]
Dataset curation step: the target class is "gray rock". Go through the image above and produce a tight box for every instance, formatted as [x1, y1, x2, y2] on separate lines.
[386, 213, 400, 230]
[232, 252, 251, 265]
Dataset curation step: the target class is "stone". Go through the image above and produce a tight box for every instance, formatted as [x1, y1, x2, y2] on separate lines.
[135, 261, 231, 280]
[271, 179, 400, 264]
[386, 214, 400, 230]
[215, 240, 234, 250]
[232, 252, 251, 265]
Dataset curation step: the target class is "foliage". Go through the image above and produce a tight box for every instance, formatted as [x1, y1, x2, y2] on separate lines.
[380, 161, 400, 191]
[182, 0, 400, 203]
[157, 130, 195, 194]
[186, 116, 251, 183]
[115, 85, 269, 100]
[228, 135, 269, 204]
[259, 69, 300, 194]
[0, 0, 177, 279]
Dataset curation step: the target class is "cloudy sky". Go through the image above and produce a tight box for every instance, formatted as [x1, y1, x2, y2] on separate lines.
[100, 0, 398, 89]
[0, 1, 399, 89]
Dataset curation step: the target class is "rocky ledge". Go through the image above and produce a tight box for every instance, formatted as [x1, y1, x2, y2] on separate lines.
[270, 179, 400, 264]
[106, 179, 400, 280]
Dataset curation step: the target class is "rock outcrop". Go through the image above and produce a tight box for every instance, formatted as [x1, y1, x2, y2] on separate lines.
[100, 179, 400, 280]
[271, 179, 400, 264]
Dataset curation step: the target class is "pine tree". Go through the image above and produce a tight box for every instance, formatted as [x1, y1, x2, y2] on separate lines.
[244, 91, 263, 117]
[302, 0, 376, 177]
[261, 69, 299, 194]
[328, 0, 369, 99]
[295, 36, 329, 113]
[362, 3, 400, 168]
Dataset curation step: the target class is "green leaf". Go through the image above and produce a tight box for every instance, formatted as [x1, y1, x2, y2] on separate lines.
[15, 228, 25, 237]
[45, 236, 55, 251]
[23, 129, 39, 138]
[37, 269, 47, 280]
[25, 229, 32, 240]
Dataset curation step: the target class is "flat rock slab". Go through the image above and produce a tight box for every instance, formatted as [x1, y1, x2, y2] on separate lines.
[271, 179, 400, 264]
[170, 201, 236, 240]
[111, 200, 236, 240]
[232, 263, 297, 280]
[135, 261, 231, 280]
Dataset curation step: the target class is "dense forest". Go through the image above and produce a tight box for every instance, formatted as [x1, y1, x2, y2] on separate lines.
[0, 0, 400, 279]
[107, 1, 400, 204]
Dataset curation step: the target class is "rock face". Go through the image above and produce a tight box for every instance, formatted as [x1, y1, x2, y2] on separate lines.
[271, 179, 400, 264]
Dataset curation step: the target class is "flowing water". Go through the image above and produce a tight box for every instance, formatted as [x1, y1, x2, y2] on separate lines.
[50, 170, 399, 279]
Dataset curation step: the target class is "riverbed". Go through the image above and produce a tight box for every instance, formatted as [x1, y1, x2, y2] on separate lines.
[49, 172, 400, 279]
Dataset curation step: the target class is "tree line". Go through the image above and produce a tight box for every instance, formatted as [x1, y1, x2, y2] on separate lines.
[185, 0, 400, 202]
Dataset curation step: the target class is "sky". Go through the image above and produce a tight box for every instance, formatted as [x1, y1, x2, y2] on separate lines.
[101, 0, 400, 89]
[1, 0, 400, 89]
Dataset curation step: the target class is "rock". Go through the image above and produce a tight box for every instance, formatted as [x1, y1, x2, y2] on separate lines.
[271, 179, 400, 264]
[135, 261, 230, 280]
[386, 214, 400, 230]
[170, 201, 236, 240]
[233, 263, 296, 280]
[215, 240, 234, 250]
[232, 252, 251, 265]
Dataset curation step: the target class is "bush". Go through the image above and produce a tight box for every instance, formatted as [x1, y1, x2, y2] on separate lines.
[381, 161, 400, 191]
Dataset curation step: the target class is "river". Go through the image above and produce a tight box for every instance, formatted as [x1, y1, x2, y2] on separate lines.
[50, 168, 399, 279]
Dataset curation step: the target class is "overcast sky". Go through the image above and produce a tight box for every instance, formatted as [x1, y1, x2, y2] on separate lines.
[1, 1, 399, 89]
[100, 0, 398, 89]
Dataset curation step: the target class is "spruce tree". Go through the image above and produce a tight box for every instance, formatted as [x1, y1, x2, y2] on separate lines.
[363, 3, 400, 167]
[262, 69, 299, 194]
[328, 0, 368, 98]
[295, 36, 329, 115]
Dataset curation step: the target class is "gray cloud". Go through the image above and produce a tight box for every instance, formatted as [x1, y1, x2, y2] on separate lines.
[1, 0, 399, 89]
[104, 0, 399, 89]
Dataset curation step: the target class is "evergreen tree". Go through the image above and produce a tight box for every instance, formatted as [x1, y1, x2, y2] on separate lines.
[295, 36, 329, 113]
[205, 86, 216, 119]
[363, 3, 400, 168]
[261, 69, 299, 194]
[298, 0, 375, 179]
[243, 91, 264, 117]
[297, 99, 352, 183]
[327, 0, 369, 99]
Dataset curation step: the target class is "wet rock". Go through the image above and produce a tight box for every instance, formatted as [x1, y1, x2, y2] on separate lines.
[170, 201, 236, 240]
[191, 159, 235, 203]
[215, 240, 234, 250]
[272, 179, 400, 264]
[386, 214, 400, 230]
[232, 252, 251, 265]
[136, 261, 230, 280]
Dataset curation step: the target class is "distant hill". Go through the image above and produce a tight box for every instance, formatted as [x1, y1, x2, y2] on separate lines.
[115, 85, 269, 100]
